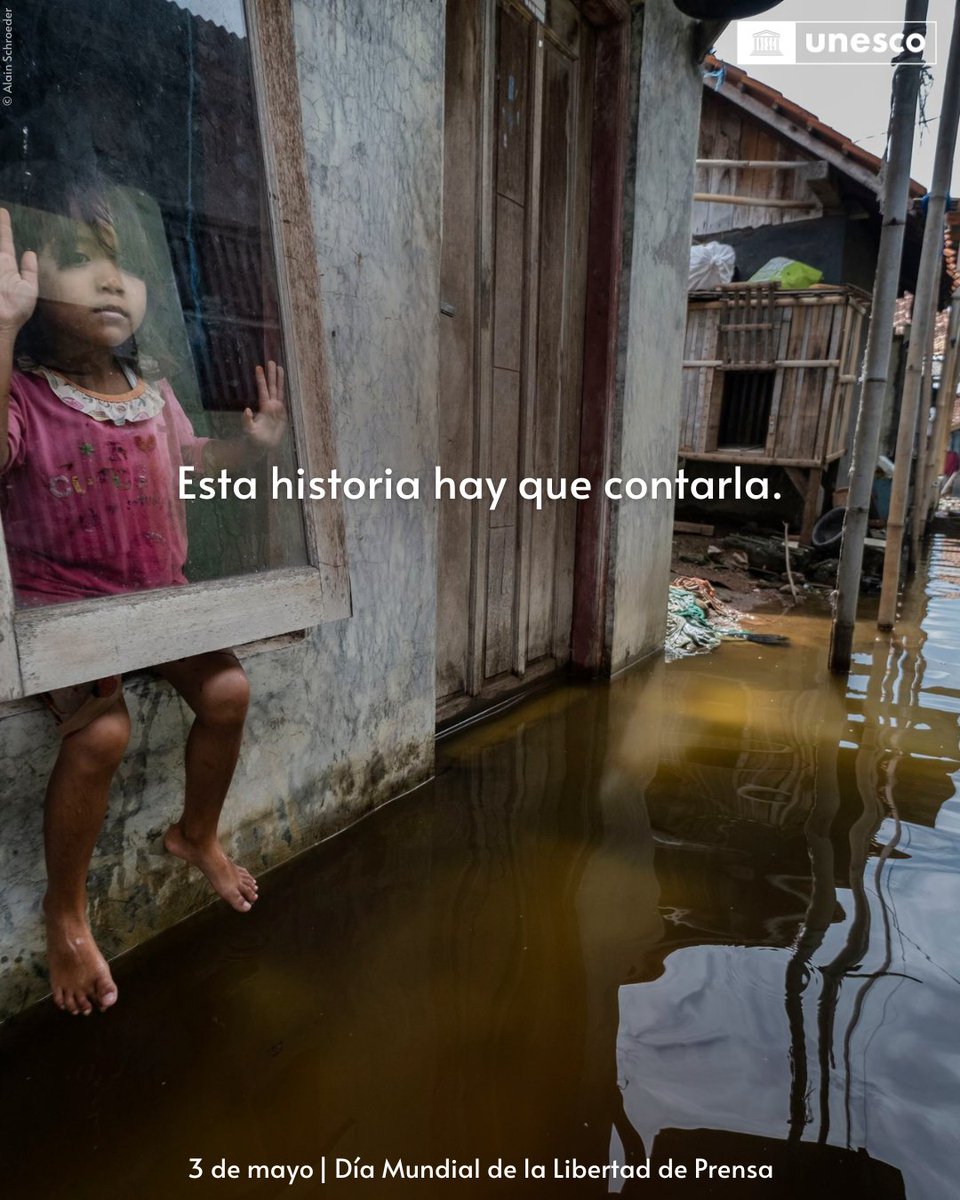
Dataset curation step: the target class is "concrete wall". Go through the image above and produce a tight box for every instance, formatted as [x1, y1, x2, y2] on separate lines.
[0, 0, 707, 1018]
[605, 0, 704, 674]
[720, 215, 848, 284]
[0, 0, 444, 1018]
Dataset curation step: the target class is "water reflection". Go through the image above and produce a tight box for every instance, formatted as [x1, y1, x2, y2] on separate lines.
[2, 529, 960, 1197]
[616, 527, 960, 1199]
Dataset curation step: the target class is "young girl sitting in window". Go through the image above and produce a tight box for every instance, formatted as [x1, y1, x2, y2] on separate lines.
[0, 176, 287, 1017]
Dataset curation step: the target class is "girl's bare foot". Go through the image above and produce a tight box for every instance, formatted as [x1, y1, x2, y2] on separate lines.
[163, 822, 259, 912]
[43, 905, 118, 1015]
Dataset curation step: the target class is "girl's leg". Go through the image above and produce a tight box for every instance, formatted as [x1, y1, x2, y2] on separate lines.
[155, 650, 258, 912]
[43, 698, 129, 1015]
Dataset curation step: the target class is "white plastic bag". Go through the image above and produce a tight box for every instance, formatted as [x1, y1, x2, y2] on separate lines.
[689, 242, 736, 290]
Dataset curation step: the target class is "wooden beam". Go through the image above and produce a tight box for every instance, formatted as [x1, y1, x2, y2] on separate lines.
[247, 0, 348, 580]
[783, 466, 808, 499]
[775, 359, 841, 368]
[683, 358, 842, 369]
[683, 452, 821, 468]
[800, 469, 823, 544]
[717, 80, 884, 197]
[694, 192, 817, 209]
[696, 158, 811, 169]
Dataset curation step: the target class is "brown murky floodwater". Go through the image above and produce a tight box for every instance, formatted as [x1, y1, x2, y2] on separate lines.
[3, 524, 960, 1199]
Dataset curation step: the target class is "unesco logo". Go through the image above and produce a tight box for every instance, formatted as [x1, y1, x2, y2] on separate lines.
[736, 21, 937, 67]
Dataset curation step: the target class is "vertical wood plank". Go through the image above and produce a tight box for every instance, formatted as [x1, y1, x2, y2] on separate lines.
[246, 0, 347, 581]
[493, 196, 526, 370]
[814, 302, 846, 460]
[496, 3, 531, 205]
[552, 28, 593, 664]
[783, 305, 813, 457]
[525, 39, 565, 665]
[766, 303, 791, 454]
[467, 0, 500, 696]
[570, 7, 629, 675]
[514, 24, 544, 674]
[0, 532, 22, 701]
[436, 0, 482, 703]
[483, 2, 531, 682]
[485, 368, 522, 677]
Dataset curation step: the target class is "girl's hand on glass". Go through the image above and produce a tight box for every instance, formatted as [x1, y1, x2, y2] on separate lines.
[242, 361, 287, 450]
[0, 208, 38, 338]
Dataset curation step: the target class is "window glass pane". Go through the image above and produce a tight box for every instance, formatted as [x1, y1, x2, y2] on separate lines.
[0, 0, 309, 610]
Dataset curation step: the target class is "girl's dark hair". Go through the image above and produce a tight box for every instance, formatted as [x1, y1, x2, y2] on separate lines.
[4, 164, 166, 375]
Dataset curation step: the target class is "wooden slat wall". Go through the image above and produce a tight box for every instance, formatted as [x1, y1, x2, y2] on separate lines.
[771, 299, 837, 459]
[680, 309, 707, 450]
[682, 290, 869, 464]
[680, 308, 718, 453]
[718, 282, 778, 365]
[811, 302, 846, 456]
[692, 93, 818, 237]
[777, 302, 816, 459]
[827, 299, 868, 457]
[764, 304, 793, 453]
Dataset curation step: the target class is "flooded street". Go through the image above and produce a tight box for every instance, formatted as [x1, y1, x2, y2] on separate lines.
[3, 523, 960, 1198]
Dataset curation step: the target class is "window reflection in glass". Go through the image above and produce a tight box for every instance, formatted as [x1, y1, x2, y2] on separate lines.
[0, 0, 309, 609]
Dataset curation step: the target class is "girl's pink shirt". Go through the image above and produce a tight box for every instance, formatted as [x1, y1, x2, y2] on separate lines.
[1, 368, 207, 606]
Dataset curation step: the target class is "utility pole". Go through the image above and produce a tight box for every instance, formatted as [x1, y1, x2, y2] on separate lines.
[878, 7, 960, 629]
[828, 0, 929, 674]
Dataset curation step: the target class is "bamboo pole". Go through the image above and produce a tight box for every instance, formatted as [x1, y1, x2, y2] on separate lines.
[829, 0, 929, 674]
[693, 193, 816, 208]
[696, 159, 811, 169]
[911, 303, 954, 554]
[907, 339, 936, 566]
[920, 294, 960, 521]
[927, 297, 960, 506]
[878, 9, 960, 629]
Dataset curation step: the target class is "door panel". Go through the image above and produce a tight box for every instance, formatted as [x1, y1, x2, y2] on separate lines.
[438, 0, 594, 720]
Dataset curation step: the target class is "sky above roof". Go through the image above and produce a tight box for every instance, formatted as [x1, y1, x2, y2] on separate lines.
[714, 0, 960, 196]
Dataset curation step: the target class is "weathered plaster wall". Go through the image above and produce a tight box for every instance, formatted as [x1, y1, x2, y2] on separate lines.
[0, 0, 443, 1018]
[605, 0, 704, 673]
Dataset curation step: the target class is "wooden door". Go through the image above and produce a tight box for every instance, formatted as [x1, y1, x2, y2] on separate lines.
[437, 0, 595, 723]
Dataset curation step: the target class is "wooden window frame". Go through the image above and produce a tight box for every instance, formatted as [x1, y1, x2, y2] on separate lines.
[0, 0, 350, 703]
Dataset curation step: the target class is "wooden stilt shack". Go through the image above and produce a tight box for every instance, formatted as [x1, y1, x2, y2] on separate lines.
[680, 282, 870, 542]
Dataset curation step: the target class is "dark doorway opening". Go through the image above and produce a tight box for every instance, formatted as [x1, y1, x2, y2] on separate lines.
[717, 370, 774, 449]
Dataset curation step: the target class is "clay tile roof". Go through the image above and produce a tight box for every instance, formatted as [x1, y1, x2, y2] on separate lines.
[945, 224, 960, 292]
[894, 294, 914, 333]
[894, 299, 956, 353]
[704, 56, 926, 198]
[934, 309, 951, 356]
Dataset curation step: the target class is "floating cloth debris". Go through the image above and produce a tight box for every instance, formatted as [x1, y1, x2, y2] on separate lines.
[665, 576, 788, 661]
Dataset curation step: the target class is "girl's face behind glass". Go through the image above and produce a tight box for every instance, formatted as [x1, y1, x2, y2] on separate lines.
[36, 223, 147, 350]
